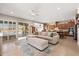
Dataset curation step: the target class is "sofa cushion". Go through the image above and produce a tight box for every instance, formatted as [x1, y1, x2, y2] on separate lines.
[48, 32, 52, 37]
[37, 35, 53, 40]
[40, 32, 48, 36]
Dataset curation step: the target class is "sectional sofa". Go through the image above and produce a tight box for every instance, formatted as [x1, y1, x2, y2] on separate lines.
[37, 32, 60, 44]
[27, 32, 60, 50]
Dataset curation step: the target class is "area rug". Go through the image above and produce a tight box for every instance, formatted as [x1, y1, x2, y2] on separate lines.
[15, 39, 57, 56]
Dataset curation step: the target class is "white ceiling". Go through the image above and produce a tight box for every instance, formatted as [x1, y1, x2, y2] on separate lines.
[0, 3, 78, 23]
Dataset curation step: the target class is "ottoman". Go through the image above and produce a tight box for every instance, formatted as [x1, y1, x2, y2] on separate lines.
[27, 38, 48, 51]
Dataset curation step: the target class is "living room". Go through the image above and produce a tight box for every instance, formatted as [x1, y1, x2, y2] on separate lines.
[0, 3, 79, 56]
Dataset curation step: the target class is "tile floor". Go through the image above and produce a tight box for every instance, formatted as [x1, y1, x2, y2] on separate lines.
[2, 36, 79, 56]
[49, 37, 79, 56]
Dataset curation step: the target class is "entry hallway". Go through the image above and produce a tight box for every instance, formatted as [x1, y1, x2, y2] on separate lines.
[2, 37, 79, 56]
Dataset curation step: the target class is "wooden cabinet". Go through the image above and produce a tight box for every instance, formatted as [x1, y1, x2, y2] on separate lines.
[46, 20, 75, 36]
[48, 24, 56, 31]
[57, 20, 75, 29]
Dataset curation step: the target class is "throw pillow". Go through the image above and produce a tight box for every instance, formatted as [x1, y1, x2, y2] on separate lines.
[50, 33, 53, 37]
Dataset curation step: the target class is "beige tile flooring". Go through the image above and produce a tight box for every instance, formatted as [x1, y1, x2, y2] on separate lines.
[49, 37, 79, 56]
[2, 36, 79, 56]
[2, 40, 23, 56]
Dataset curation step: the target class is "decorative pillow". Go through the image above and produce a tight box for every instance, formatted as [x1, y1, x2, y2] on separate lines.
[50, 33, 53, 37]
[53, 32, 57, 36]
[49, 32, 57, 37]
[48, 32, 52, 36]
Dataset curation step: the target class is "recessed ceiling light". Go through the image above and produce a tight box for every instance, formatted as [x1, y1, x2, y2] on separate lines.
[32, 13, 35, 16]
[57, 7, 61, 10]
[10, 11, 14, 14]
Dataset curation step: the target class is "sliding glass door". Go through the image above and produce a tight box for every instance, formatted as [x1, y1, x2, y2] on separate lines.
[0, 19, 29, 42]
[18, 22, 28, 37]
[0, 20, 17, 43]
[0, 20, 3, 32]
